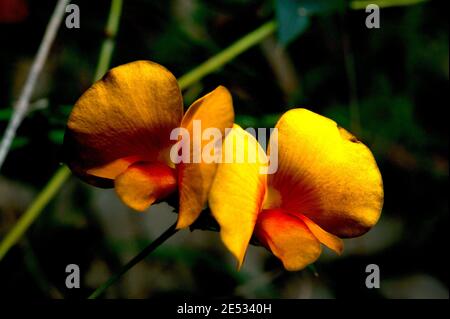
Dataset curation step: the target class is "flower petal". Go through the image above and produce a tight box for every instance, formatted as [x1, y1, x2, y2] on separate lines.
[255, 209, 322, 271]
[208, 125, 267, 268]
[115, 162, 177, 211]
[268, 108, 383, 238]
[64, 60, 183, 186]
[299, 215, 343, 254]
[176, 86, 235, 229]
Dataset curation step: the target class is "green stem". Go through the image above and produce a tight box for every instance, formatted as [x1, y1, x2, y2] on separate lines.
[350, 0, 427, 10]
[94, 0, 123, 81]
[0, 0, 124, 262]
[88, 223, 179, 299]
[0, 166, 71, 260]
[0, 19, 276, 262]
[345, 59, 360, 134]
[341, 21, 361, 135]
[178, 20, 276, 89]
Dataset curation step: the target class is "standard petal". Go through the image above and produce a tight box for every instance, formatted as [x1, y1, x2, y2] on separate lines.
[64, 60, 183, 186]
[115, 162, 177, 211]
[176, 86, 235, 229]
[254, 209, 322, 271]
[208, 125, 267, 268]
[268, 108, 383, 238]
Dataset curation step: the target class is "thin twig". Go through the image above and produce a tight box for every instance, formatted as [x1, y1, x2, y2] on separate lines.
[88, 222, 179, 299]
[340, 12, 361, 135]
[0, 0, 70, 170]
[0, 0, 124, 262]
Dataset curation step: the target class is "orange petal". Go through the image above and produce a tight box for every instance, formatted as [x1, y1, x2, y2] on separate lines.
[299, 215, 343, 254]
[176, 86, 234, 229]
[63, 60, 183, 186]
[208, 125, 267, 268]
[267, 109, 383, 238]
[87, 156, 141, 180]
[115, 162, 177, 211]
[255, 209, 322, 271]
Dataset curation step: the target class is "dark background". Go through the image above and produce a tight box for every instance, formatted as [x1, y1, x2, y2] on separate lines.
[0, 0, 448, 298]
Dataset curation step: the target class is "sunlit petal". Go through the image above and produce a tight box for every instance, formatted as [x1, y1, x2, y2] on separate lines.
[209, 125, 267, 268]
[64, 60, 183, 186]
[176, 86, 234, 229]
[268, 109, 383, 237]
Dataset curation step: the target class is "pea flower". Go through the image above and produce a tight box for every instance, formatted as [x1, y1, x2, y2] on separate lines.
[63, 60, 234, 229]
[208, 109, 384, 270]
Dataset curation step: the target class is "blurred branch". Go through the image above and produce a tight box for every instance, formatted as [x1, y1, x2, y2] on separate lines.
[0, 0, 124, 262]
[340, 14, 361, 135]
[0, 19, 277, 262]
[88, 222, 179, 299]
[94, 0, 123, 81]
[177, 20, 277, 89]
[0, 0, 70, 170]
[0, 166, 70, 261]
[22, 239, 63, 299]
[260, 34, 301, 101]
[350, 0, 427, 10]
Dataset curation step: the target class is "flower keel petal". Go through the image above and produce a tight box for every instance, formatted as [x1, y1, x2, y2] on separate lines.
[115, 162, 177, 211]
[299, 214, 343, 255]
[255, 209, 322, 271]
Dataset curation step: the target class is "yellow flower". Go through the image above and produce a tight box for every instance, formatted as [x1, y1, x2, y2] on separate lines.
[63, 60, 234, 229]
[209, 109, 384, 270]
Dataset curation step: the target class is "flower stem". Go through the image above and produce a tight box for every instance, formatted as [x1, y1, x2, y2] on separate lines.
[0, 19, 276, 262]
[88, 222, 179, 299]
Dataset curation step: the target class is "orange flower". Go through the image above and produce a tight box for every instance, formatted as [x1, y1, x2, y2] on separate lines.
[63, 60, 234, 229]
[208, 109, 384, 270]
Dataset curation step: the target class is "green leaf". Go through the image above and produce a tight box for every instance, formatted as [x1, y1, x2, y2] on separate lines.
[275, 0, 345, 45]
[59, 104, 74, 116]
[11, 137, 29, 150]
[49, 130, 65, 144]
[0, 108, 13, 121]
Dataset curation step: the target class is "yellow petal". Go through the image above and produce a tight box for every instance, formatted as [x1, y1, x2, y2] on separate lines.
[64, 60, 183, 186]
[115, 162, 177, 211]
[208, 125, 267, 268]
[300, 214, 343, 254]
[176, 86, 234, 229]
[267, 108, 383, 238]
[255, 209, 322, 271]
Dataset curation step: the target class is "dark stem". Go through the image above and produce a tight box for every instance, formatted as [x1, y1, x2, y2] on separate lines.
[88, 222, 179, 299]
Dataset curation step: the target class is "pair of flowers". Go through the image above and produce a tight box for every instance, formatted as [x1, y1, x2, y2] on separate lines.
[64, 61, 383, 270]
